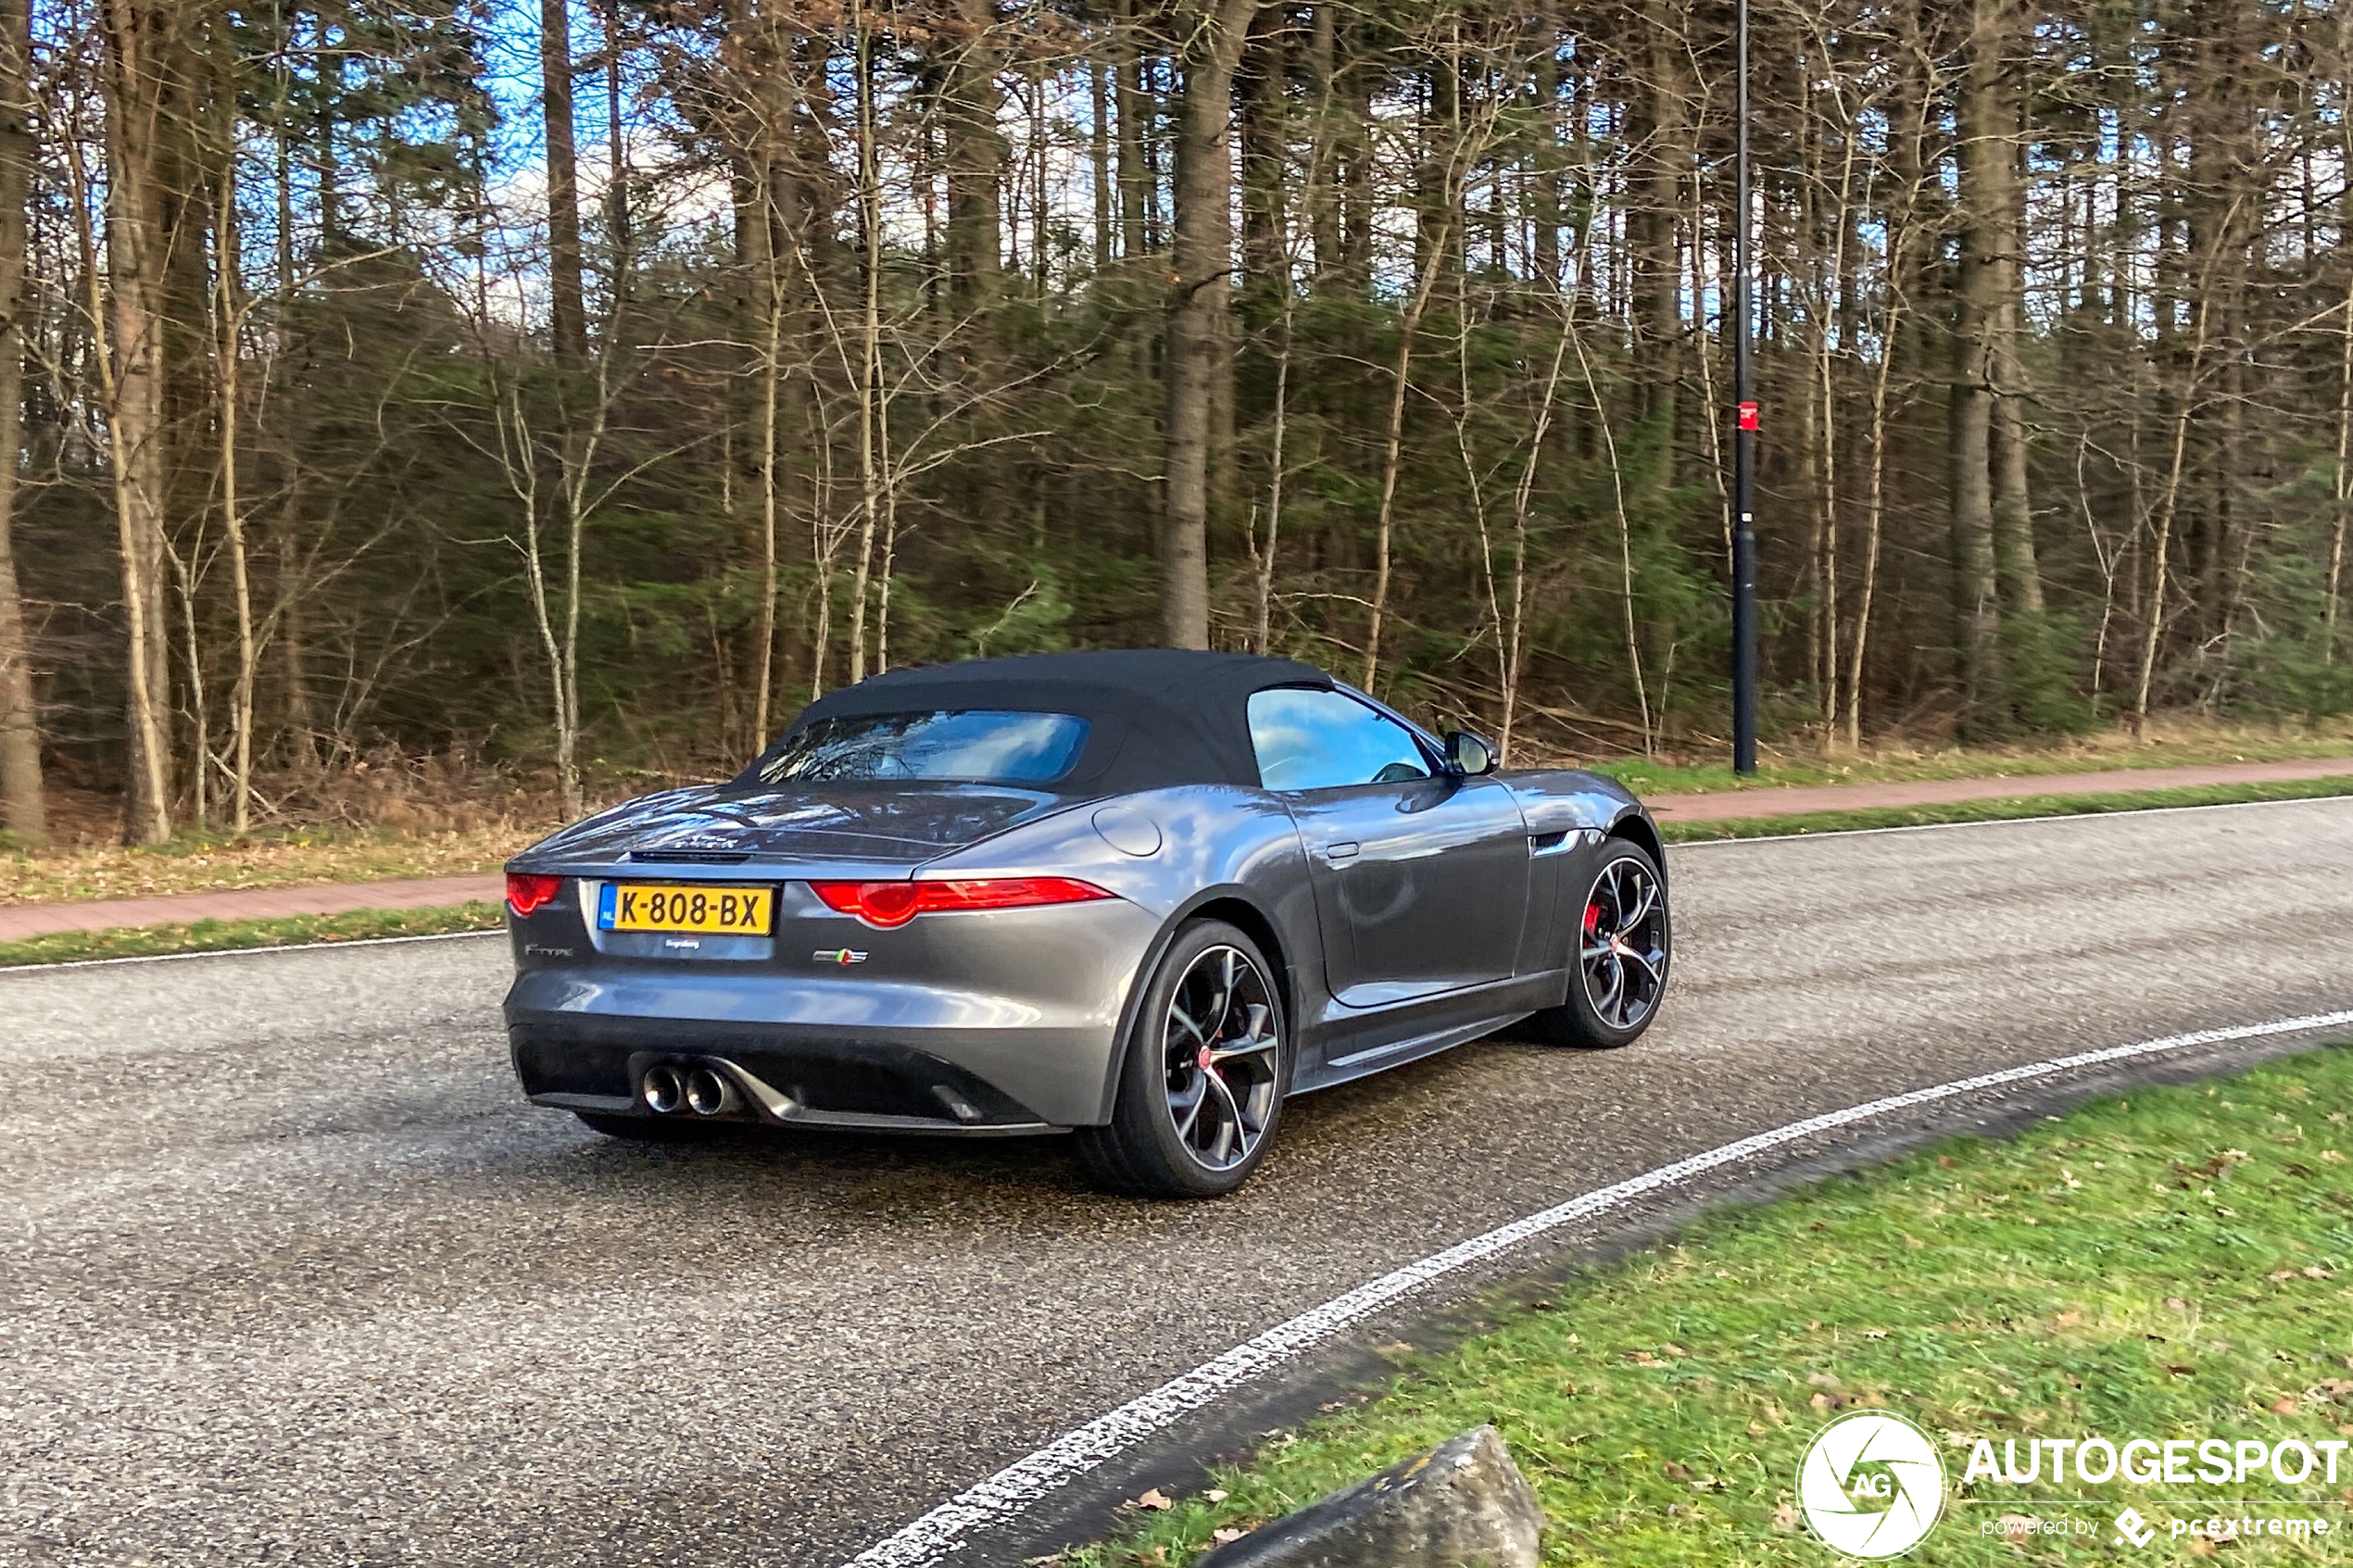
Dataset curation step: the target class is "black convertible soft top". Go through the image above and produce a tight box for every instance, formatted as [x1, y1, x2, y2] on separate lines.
[770, 648, 1337, 795]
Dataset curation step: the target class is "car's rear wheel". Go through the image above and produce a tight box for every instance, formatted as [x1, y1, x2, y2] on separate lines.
[1078, 920, 1289, 1198]
[1527, 839, 1671, 1049]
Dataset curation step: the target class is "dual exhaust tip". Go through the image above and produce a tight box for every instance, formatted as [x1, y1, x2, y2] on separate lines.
[642, 1061, 742, 1118]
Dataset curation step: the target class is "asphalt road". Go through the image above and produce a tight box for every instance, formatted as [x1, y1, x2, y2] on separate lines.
[6, 798, 2353, 1567]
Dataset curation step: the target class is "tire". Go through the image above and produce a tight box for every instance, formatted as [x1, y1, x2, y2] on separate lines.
[1526, 838, 1671, 1049]
[1077, 920, 1291, 1199]
[574, 1111, 715, 1142]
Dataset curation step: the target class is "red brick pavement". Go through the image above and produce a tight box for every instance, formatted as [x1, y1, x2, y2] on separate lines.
[2, 755, 2347, 944]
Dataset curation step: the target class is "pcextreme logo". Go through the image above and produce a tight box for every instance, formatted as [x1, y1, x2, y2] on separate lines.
[1795, 1410, 1949, 1559]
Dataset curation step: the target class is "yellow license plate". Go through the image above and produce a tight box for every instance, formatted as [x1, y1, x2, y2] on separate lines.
[598, 883, 774, 935]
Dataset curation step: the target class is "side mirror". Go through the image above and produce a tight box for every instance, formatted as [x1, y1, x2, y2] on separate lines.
[1443, 730, 1498, 777]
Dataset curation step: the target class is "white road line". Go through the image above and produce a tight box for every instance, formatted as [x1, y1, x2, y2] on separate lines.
[843, 1008, 2353, 1568]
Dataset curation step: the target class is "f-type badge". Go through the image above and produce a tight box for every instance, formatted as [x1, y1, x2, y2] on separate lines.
[813, 948, 870, 965]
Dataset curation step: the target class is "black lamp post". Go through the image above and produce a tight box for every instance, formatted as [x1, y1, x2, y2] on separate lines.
[1730, 0, 1758, 774]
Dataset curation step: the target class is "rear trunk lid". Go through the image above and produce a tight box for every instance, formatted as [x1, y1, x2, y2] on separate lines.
[519, 783, 1073, 871]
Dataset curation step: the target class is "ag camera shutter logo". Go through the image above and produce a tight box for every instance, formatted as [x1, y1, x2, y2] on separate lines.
[1796, 1410, 1947, 1558]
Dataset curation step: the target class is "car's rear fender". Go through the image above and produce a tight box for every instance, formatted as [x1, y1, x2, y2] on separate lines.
[921, 784, 1326, 1125]
[1084, 884, 1316, 1125]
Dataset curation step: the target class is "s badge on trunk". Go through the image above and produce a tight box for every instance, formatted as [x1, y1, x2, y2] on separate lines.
[813, 948, 870, 965]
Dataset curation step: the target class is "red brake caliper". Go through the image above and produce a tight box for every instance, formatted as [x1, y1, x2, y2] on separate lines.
[1583, 900, 1604, 938]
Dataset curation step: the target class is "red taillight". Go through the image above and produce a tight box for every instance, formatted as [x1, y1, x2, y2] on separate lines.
[506, 872, 564, 918]
[808, 877, 1115, 929]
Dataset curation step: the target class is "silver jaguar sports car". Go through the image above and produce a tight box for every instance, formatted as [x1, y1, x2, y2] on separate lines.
[502, 649, 1670, 1197]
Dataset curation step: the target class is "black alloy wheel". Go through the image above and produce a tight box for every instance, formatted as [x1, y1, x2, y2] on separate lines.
[1160, 943, 1282, 1172]
[1079, 920, 1290, 1198]
[1527, 839, 1672, 1049]
[1579, 852, 1668, 1029]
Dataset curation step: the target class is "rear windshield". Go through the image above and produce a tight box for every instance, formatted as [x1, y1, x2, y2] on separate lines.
[747, 709, 1091, 786]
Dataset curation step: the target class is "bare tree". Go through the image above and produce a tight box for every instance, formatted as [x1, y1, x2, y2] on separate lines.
[93, 0, 201, 843]
[1160, 0, 1257, 648]
[0, 0, 40, 842]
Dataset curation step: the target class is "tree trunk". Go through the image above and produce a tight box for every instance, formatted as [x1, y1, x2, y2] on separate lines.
[601, 0, 630, 282]
[1527, 2, 1560, 291]
[96, 0, 190, 845]
[942, 0, 1004, 294]
[846, 1, 883, 684]
[1949, 0, 2009, 720]
[2329, 273, 2352, 661]
[1304, 3, 1340, 287]
[1238, 5, 1287, 290]
[0, 0, 41, 844]
[724, 0, 798, 734]
[2329, 3, 2353, 661]
[1411, 56, 1461, 299]
[1844, 44, 1931, 749]
[1160, 0, 1257, 649]
[754, 267, 782, 737]
[1629, 0, 1681, 468]
[216, 147, 256, 833]
[1089, 53, 1113, 271]
[1981, 18, 2042, 621]
[541, 0, 585, 811]
[1253, 290, 1294, 655]
[2134, 302, 2208, 732]
[1114, 0, 1149, 261]
[541, 0, 586, 361]
[1335, 14, 1372, 294]
[1363, 232, 1452, 689]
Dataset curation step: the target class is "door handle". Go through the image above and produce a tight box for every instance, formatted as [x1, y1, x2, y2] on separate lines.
[1321, 840, 1361, 863]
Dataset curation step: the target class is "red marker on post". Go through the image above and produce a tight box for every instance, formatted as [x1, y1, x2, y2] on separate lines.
[1737, 400, 1759, 432]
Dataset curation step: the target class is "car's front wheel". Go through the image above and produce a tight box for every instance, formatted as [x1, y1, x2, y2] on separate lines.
[1078, 920, 1290, 1198]
[1527, 838, 1671, 1049]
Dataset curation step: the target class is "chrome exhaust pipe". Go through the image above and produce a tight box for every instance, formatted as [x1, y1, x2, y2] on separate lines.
[685, 1065, 741, 1117]
[643, 1063, 686, 1115]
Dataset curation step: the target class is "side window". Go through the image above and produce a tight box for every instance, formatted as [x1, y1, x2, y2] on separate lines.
[1248, 688, 1432, 792]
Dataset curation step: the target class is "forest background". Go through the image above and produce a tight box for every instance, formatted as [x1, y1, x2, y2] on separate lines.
[0, 0, 2346, 845]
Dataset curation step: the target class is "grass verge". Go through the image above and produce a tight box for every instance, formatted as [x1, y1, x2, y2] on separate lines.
[1657, 774, 2353, 843]
[1072, 1047, 2353, 1566]
[1586, 722, 2353, 797]
[0, 902, 503, 967]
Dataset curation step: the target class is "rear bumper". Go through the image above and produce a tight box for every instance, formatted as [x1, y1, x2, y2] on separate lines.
[501, 896, 1161, 1128]
[510, 1020, 1065, 1135]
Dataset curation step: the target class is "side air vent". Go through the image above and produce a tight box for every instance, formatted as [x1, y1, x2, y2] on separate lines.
[629, 849, 753, 864]
[1529, 830, 1574, 857]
